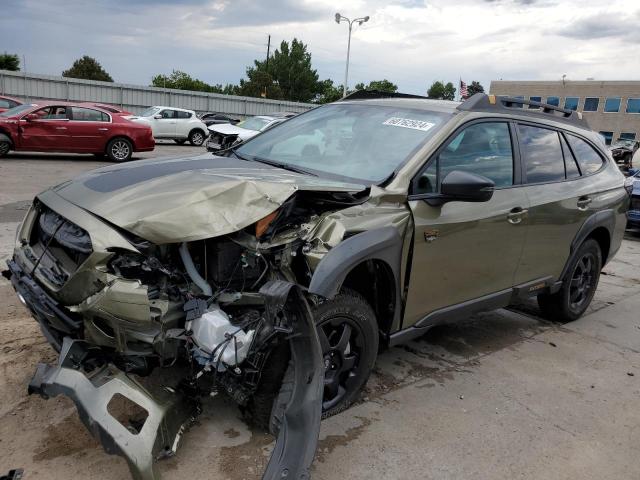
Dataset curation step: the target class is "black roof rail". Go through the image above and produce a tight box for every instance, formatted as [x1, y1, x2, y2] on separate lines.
[341, 90, 429, 101]
[457, 93, 589, 128]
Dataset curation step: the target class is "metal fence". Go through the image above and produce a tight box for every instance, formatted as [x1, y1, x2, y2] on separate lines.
[0, 70, 315, 117]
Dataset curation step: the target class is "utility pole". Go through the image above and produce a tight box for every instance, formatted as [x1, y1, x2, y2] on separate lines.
[263, 34, 271, 99]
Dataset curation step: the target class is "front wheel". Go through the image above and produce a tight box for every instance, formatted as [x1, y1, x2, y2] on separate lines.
[106, 138, 133, 162]
[538, 239, 602, 322]
[188, 129, 206, 146]
[314, 291, 378, 418]
[0, 139, 10, 157]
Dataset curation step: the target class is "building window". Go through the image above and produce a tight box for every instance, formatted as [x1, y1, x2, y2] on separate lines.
[546, 96, 560, 107]
[583, 97, 599, 112]
[528, 96, 541, 109]
[564, 97, 579, 111]
[599, 131, 613, 145]
[604, 97, 621, 113]
[626, 98, 640, 114]
[620, 132, 637, 140]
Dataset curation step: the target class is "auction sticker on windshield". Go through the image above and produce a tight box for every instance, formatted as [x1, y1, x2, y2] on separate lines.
[383, 117, 435, 131]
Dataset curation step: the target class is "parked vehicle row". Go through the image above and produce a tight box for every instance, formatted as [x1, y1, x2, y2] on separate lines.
[0, 101, 155, 161]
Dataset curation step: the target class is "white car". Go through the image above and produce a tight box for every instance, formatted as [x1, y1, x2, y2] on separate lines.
[206, 115, 291, 152]
[132, 106, 209, 146]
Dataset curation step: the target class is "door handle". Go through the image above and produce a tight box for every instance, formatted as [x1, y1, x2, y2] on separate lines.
[98, 128, 109, 131]
[507, 207, 528, 224]
[577, 196, 592, 210]
[55, 127, 67, 130]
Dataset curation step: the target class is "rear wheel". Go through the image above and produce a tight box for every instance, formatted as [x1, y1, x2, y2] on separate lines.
[106, 137, 133, 162]
[538, 239, 602, 322]
[188, 129, 206, 146]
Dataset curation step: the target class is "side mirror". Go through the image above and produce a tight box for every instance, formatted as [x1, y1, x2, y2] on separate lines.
[24, 113, 38, 121]
[153, 114, 163, 119]
[428, 170, 495, 206]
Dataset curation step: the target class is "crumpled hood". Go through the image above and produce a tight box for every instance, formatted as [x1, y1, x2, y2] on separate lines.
[208, 122, 257, 140]
[49, 154, 365, 244]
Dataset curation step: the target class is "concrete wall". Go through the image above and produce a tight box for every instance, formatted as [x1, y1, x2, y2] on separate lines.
[0, 70, 314, 117]
[490, 80, 640, 144]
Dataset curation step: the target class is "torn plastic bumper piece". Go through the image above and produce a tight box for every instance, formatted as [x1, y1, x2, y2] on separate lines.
[26, 280, 324, 480]
[28, 338, 199, 480]
[260, 280, 324, 480]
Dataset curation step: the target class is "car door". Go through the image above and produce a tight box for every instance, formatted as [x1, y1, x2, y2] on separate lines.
[174, 110, 193, 138]
[153, 109, 177, 138]
[513, 124, 607, 284]
[403, 120, 529, 327]
[67, 106, 111, 152]
[18, 106, 72, 151]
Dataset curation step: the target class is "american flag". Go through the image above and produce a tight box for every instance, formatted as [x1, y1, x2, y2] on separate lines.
[460, 80, 468, 99]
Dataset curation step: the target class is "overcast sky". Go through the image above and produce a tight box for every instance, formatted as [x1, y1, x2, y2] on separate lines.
[2, 0, 639, 95]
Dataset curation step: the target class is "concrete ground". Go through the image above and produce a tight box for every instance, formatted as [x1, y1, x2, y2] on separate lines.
[0, 149, 639, 479]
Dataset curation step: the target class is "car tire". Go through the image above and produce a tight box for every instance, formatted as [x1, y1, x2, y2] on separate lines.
[0, 139, 11, 157]
[174, 139, 187, 145]
[537, 238, 602, 323]
[188, 129, 206, 146]
[106, 137, 133, 162]
[313, 290, 378, 419]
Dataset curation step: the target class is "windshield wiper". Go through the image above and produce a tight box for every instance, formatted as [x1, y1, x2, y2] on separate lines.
[249, 156, 318, 177]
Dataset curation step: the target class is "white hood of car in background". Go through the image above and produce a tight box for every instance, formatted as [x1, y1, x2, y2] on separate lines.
[208, 122, 260, 141]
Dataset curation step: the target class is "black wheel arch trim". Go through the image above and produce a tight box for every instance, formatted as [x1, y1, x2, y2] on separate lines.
[308, 226, 403, 334]
[559, 208, 614, 281]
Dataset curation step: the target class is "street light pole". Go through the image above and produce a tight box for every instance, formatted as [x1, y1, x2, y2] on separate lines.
[335, 13, 370, 98]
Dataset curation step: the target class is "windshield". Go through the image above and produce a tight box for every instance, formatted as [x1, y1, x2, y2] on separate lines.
[139, 107, 160, 117]
[238, 117, 271, 131]
[235, 103, 451, 183]
[0, 104, 36, 117]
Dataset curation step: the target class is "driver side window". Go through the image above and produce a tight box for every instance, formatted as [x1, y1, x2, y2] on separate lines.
[415, 122, 514, 194]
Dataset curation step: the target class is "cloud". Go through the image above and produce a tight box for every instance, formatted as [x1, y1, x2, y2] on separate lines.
[557, 12, 640, 42]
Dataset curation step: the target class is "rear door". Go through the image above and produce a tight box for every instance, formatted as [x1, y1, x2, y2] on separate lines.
[513, 124, 605, 284]
[175, 110, 193, 137]
[403, 120, 529, 327]
[154, 109, 177, 137]
[67, 107, 111, 152]
[18, 106, 71, 150]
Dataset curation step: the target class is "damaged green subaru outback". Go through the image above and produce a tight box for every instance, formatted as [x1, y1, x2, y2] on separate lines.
[4, 93, 629, 479]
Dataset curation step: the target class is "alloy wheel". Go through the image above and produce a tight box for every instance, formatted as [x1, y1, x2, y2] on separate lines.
[569, 252, 597, 311]
[111, 140, 130, 161]
[191, 132, 204, 145]
[316, 316, 364, 411]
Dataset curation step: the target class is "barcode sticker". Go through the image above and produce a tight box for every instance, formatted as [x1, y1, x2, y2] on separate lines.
[383, 117, 435, 131]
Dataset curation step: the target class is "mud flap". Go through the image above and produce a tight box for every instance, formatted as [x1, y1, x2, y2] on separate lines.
[28, 338, 200, 480]
[27, 280, 324, 480]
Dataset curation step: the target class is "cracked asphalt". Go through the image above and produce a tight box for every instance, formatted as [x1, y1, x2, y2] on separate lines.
[1, 147, 639, 479]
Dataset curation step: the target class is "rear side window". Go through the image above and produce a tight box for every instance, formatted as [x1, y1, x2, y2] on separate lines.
[71, 107, 109, 122]
[566, 134, 604, 175]
[176, 111, 192, 119]
[414, 122, 514, 194]
[518, 124, 565, 183]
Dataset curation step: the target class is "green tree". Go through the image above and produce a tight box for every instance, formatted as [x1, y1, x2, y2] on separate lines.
[427, 80, 456, 100]
[354, 79, 398, 93]
[152, 70, 238, 95]
[62, 55, 113, 82]
[0, 52, 20, 71]
[466, 81, 485, 97]
[314, 79, 343, 104]
[242, 39, 322, 102]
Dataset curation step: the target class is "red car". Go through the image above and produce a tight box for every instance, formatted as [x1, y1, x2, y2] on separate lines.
[81, 102, 134, 117]
[0, 101, 154, 162]
[0, 95, 22, 113]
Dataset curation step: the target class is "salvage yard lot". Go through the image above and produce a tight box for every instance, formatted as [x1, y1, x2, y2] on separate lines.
[1, 150, 640, 479]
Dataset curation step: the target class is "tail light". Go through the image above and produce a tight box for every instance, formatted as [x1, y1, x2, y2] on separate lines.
[624, 176, 635, 196]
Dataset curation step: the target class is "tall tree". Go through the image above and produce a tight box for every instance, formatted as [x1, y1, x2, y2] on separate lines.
[151, 70, 236, 94]
[242, 39, 322, 102]
[355, 79, 398, 93]
[0, 52, 20, 71]
[466, 81, 485, 97]
[427, 81, 456, 100]
[62, 56, 113, 82]
[314, 79, 343, 104]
